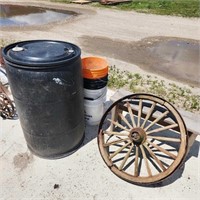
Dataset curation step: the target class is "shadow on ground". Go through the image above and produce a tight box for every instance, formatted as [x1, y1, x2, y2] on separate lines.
[147, 139, 199, 188]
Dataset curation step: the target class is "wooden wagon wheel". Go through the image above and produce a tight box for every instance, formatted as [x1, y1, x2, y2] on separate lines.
[98, 93, 188, 185]
[0, 92, 16, 119]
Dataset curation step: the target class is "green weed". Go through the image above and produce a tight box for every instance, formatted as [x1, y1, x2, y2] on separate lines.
[93, 0, 200, 17]
[108, 66, 200, 112]
[52, 0, 199, 17]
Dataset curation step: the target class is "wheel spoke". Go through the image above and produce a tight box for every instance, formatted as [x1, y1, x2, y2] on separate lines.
[147, 140, 177, 159]
[134, 146, 139, 176]
[140, 145, 152, 176]
[137, 99, 142, 127]
[126, 102, 137, 128]
[141, 102, 156, 128]
[147, 136, 181, 143]
[144, 143, 166, 171]
[146, 123, 178, 135]
[119, 144, 134, 170]
[118, 113, 133, 129]
[144, 110, 169, 131]
[104, 130, 129, 137]
[108, 119, 130, 131]
[104, 137, 130, 147]
[109, 141, 132, 159]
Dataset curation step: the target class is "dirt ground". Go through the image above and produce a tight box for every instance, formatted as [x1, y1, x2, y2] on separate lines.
[0, 0, 200, 87]
[1, 1, 200, 200]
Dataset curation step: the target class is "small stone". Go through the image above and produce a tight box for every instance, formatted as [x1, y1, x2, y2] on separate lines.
[54, 184, 60, 189]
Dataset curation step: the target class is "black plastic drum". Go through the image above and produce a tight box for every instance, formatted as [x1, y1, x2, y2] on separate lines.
[3, 40, 85, 159]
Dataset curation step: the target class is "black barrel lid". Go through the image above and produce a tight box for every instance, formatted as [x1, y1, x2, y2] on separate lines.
[3, 40, 81, 69]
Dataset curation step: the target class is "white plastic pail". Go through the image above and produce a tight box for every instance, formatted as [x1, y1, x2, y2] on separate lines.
[84, 91, 106, 126]
[84, 86, 107, 101]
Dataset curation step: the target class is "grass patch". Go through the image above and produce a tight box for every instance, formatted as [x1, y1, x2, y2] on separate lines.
[105, 0, 200, 17]
[52, 0, 200, 17]
[108, 66, 200, 112]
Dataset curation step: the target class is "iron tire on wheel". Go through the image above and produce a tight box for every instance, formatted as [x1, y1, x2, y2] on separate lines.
[98, 93, 188, 185]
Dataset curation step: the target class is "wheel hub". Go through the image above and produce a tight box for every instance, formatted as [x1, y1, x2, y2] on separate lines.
[129, 127, 146, 144]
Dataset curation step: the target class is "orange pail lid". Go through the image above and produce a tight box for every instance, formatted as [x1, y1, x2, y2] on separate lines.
[82, 57, 108, 79]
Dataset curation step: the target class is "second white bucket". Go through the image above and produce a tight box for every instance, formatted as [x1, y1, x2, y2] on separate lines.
[84, 86, 107, 101]
[84, 90, 106, 126]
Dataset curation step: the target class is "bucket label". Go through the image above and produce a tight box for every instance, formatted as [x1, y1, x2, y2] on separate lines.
[84, 112, 92, 121]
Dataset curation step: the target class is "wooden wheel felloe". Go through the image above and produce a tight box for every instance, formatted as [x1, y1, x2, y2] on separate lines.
[98, 93, 188, 185]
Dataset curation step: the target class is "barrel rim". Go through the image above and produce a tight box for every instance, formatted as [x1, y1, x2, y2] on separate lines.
[2, 40, 81, 69]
